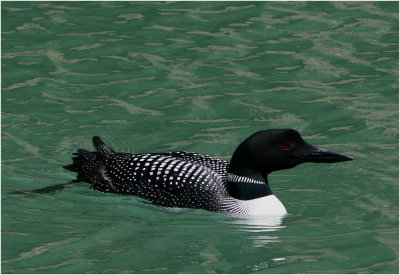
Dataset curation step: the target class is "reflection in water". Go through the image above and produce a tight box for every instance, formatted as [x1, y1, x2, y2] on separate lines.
[229, 213, 285, 232]
[227, 214, 286, 248]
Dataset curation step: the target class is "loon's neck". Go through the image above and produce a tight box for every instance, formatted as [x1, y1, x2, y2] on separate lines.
[227, 162, 272, 200]
[226, 181, 272, 200]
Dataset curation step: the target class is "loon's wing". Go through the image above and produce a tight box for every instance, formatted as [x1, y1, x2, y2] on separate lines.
[98, 153, 229, 210]
[158, 151, 229, 175]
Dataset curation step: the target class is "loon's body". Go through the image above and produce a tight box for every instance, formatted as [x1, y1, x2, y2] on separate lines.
[64, 129, 353, 215]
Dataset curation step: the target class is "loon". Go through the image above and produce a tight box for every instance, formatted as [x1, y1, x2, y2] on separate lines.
[63, 129, 353, 215]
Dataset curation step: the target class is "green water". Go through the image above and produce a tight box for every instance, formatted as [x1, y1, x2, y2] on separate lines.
[2, 1, 398, 273]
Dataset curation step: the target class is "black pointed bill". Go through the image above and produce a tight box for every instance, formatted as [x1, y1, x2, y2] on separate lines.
[296, 146, 354, 163]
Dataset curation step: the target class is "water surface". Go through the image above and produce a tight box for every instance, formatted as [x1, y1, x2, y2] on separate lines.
[2, 2, 398, 273]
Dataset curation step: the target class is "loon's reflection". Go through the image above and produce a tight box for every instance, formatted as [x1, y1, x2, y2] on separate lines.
[225, 213, 286, 247]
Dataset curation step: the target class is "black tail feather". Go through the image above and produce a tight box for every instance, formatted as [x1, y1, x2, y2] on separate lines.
[64, 138, 117, 192]
[63, 148, 101, 182]
[92, 136, 115, 156]
[73, 149, 92, 158]
[63, 164, 76, 172]
[63, 149, 93, 174]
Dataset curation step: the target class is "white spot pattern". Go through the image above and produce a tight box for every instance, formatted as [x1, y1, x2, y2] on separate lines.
[69, 149, 270, 213]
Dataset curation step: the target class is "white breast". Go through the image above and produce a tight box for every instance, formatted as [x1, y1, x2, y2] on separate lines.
[240, 195, 287, 216]
[221, 194, 287, 216]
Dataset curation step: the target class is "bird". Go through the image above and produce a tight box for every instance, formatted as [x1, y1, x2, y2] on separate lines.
[63, 129, 353, 216]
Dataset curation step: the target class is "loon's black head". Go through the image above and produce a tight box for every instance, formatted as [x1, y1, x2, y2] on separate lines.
[228, 129, 353, 179]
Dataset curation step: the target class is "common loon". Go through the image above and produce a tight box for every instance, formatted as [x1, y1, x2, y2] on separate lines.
[63, 129, 353, 215]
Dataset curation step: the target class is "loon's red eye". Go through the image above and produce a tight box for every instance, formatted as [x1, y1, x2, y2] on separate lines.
[281, 143, 290, 150]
